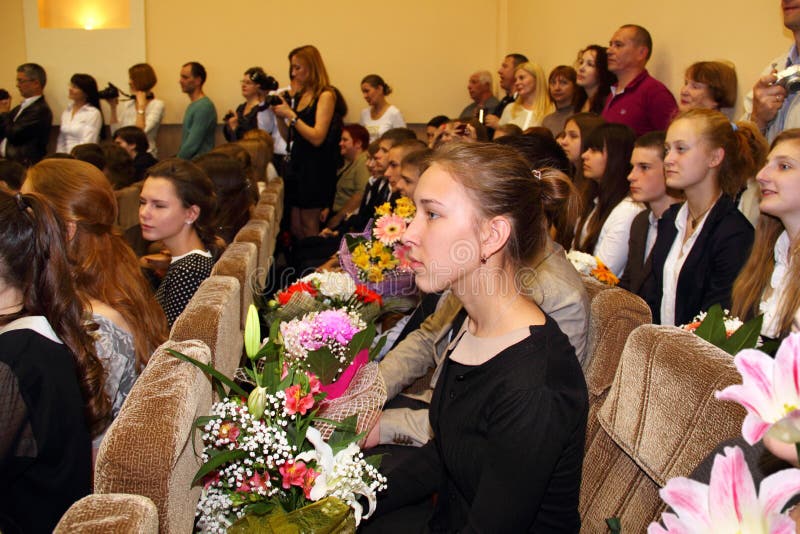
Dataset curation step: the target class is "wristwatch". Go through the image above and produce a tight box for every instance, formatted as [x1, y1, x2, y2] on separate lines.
[290, 116, 298, 126]
[136, 109, 145, 115]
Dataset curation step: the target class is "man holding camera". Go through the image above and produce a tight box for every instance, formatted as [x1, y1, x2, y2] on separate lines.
[177, 61, 217, 160]
[0, 63, 52, 166]
[744, 0, 800, 143]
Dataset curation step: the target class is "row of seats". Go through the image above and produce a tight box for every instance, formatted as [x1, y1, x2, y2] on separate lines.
[55, 179, 284, 533]
[56, 198, 747, 532]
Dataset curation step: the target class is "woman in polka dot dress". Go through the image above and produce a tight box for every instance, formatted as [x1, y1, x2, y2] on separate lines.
[139, 159, 223, 326]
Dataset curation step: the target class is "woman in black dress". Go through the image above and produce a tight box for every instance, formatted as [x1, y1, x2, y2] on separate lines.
[272, 45, 343, 239]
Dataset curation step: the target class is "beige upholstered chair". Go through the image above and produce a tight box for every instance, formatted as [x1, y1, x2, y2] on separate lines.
[94, 339, 214, 534]
[581, 276, 652, 447]
[114, 181, 143, 231]
[579, 324, 745, 532]
[55, 494, 158, 533]
[251, 203, 278, 240]
[263, 177, 284, 220]
[234, 219, 273, 287]
[211, 242, 258, 330]
[170, 275, 243, 381]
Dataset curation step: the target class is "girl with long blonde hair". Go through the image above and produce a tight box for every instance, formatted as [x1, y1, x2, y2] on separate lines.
[498, 61, 553, 131]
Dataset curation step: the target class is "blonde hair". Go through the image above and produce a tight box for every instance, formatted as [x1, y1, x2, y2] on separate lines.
[509, 62, 553, 126]
[732, 130, 800, 338]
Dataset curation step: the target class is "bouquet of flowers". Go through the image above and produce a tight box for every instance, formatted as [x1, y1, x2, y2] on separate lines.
[264, 271, 383, 325]
[338, 198, 417, 297]
[680, 304, 763, 355]
[169, 306, 387, 533]
[566, 250, 619, 286]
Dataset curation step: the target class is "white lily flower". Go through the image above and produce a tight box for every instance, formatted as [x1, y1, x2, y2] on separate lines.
[296, 427, 380, 525]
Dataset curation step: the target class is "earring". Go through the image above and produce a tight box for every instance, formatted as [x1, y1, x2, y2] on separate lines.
[480, 255, 487, 264]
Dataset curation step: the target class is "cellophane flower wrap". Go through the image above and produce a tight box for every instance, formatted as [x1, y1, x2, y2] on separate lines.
[263, 271, 383, 326]
[338, 198, 417, 297]
[168, 305, 387, 533]
[566, 249, 619, 286]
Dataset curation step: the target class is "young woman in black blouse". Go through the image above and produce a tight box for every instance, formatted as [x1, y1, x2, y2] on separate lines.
[0, 189, 110, 532]
[367, 142, 588, 533]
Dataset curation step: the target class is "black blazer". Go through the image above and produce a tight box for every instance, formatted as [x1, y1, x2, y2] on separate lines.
[0, 96, 53, 165]
[620, 209, 653, 295]
[647, 195, 754, 325]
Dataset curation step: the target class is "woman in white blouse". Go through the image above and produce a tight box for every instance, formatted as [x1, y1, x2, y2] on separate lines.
[56, 74, 103, 154]
[495, 62, 553, 132]
[359, 74, 406, 142]
[571, 122, 643, 277]
[732, 129, 800, 340]
[109, 63, 165, 157]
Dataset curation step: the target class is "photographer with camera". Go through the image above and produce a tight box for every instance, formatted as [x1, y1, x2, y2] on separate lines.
[743, 0, 800, 143]
[108, 63, 165, 157]
[222, 67, 284, 156]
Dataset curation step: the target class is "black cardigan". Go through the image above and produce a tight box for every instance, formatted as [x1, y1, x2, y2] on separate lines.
[647, 195, 753, 325]
[376, 316, 588, 533]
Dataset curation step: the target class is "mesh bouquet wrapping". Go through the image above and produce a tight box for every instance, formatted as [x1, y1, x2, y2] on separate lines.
[338, 221, 416, 298]
[235, 361, 387, 447]
[265, 289, 382, 326]
[314, 362, 386, 445]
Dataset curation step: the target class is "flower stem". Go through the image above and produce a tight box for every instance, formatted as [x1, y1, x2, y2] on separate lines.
[795, 442, 800, 466]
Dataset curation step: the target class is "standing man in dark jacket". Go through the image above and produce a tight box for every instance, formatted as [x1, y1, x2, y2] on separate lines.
[0, 63, 52, 166]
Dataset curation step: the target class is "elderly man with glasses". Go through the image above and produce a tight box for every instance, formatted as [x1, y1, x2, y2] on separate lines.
[0, 63, 53, 166]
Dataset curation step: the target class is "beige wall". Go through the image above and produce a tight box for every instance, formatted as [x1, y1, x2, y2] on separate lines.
[1, 1, 794, 127]
[506, 0, 792, 119]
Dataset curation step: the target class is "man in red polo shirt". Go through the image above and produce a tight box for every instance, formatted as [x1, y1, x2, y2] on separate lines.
[602, 24, 677, 136]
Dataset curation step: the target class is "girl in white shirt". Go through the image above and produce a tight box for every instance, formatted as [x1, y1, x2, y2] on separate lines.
[732, 129, 800, 339]
[359, 74, 406, 142]
[109, 63, 165, 157]
[572, 122, 643, 277]
[56, 74, 103, 153]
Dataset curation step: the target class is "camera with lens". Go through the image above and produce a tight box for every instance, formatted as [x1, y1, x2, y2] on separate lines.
[0, 89, 9, 101]
[775, 65, 800, 94]
[98, 82, 120, 100]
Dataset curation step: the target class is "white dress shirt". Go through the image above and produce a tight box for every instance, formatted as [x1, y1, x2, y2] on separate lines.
[660, 203, 710, 326]
[56, 103, 102, 153]
[584, 196, 645, 277]
[760, 231, 792, 337]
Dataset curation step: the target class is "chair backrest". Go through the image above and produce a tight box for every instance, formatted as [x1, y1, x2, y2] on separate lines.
[170, 275, 243, 381]
[55, 494, 158, 533]
[581, 276, 652, 447]
[259, 190, 282, 223]
[579, 324, 745, 532]
[263, 177, 284, 216]
[94, 339, 213, 534]
[251, 203, 277, 240]
[234, 219, 273, 288]
[211, 242, 258, 330]
[114, 182, 143, 231]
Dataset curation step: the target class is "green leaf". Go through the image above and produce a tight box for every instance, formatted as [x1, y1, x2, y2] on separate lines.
[370, 333, 388, 362]
[306, 346, 341, 384]
[326, 415, 362, 451]
[365, 453, 384, 470]
[760, 338, 781, 357]
[344, 234, 367, 253]
[191, 448, 248, 485]
[720, 315, 763, 355]
[694, 304, 727, 346]
[606, 516, 622, 533]
[166, 349, 248, 397]
[348, 322, 376, 358]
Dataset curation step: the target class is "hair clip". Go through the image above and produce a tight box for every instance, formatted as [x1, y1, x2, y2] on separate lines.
[532, 169, 542, 180]
[730, 122, 738, 132]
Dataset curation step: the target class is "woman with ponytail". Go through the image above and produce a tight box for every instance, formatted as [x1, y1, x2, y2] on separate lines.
[0, 188, 110, 533]
[732, 129, 800, 340]
[139, 159, 221, 326]
[368, 142, 587, 532]
[648, 109, 756, 325]
[194, 152, 255, 245]
[24, 159, 168, 427]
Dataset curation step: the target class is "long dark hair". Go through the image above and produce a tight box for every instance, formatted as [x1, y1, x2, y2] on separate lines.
[0, 188, 110, 436]
[194, 153, 254, 245]
[146, 159, 223, 259]
[71, 73, 106, 139]
[573, 123, 635, 253]
[575, 45, 616, 114]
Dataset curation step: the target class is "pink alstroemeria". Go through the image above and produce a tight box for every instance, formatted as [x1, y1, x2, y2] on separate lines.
[284, 384, 315, 416]
[373, 214, 406, 245]
[307, 372, 321, 395]
[716, 333, 800, 445]
[248, 471, 269, 493]
[302, 468, 319, 499]
[279, 460, 308, 489]
[648, 446, 800, 534]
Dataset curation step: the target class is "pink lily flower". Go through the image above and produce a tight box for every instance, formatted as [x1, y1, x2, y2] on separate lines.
[648, 446, 800, 533]
[716, 333, 800, 445]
